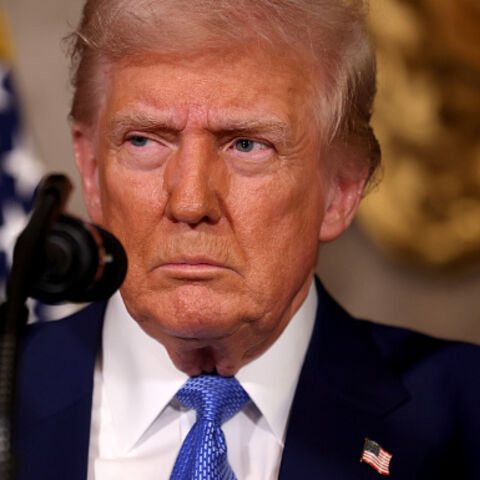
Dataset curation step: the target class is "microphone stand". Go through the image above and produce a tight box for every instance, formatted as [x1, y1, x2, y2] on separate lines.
[0, 174, 72, 480]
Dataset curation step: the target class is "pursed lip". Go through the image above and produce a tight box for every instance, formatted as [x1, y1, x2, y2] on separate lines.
[156, 256, 234, 274]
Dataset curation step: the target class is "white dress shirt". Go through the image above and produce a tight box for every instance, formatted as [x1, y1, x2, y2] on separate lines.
[87, 280, 317, 480]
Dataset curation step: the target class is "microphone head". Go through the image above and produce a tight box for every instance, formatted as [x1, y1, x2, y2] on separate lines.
[30, 215, 128, 303]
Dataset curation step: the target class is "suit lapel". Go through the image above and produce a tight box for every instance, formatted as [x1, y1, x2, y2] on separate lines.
[279, 279, 410, 479]
[14, 301, 106, 480]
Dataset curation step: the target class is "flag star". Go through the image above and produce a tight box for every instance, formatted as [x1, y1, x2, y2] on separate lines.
[4, 141, 43, 198]
[0, 202, 30, 269]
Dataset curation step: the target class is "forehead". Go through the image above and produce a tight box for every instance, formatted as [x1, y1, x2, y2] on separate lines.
[101, 48, 318, 131]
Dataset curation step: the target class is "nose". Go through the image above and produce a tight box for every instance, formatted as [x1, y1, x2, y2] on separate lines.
[164, 137, 223, 225]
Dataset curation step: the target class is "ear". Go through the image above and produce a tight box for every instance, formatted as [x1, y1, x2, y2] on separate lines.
[72, 123, 104, 225]
[319, 146, 369, 243]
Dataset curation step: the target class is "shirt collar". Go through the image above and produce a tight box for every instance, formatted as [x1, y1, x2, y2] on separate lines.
[236, 280, 317, 444]
[102, 280, 317, 453]
[103, 293, 189, 454]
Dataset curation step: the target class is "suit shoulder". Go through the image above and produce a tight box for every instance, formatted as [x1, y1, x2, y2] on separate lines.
[317, 278, 480, 381]
[360, 318, 480, 389]
[365, 319, 479, 363]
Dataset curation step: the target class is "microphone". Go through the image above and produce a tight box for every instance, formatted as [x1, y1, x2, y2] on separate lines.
[30, 214, 128, 303]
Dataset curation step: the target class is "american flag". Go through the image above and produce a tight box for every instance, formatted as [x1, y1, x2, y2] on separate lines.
[1, 15, 83, 322]
[0, 12, 46, 319]
[0, 68, 44, 300]
[360, 438, 392, 476]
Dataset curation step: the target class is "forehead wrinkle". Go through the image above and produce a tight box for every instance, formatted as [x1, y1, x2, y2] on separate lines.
[106, 107, 189, 136]
[106, 106, 294, 144]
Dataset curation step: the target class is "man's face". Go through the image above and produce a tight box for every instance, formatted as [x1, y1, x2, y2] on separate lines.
[75, 48, 362, 375]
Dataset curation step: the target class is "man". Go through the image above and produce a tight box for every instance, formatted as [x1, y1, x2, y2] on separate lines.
[14, 0, 480, 479]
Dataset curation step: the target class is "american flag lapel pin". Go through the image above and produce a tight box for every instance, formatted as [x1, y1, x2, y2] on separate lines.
[360, 438, 392, 476]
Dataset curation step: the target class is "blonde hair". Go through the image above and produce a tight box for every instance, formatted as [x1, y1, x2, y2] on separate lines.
[67, 0, 380, 183]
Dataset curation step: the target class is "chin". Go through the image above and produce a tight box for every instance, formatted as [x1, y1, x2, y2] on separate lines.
[122, 283, 251, 338]
[167, 342, 244, 377]
[121, 260, 267, 325]
[120, 277, 272, 375]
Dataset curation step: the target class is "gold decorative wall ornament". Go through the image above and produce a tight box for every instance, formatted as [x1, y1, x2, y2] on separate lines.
[0, 8, 14, 62]
[358, 0, 480, 269]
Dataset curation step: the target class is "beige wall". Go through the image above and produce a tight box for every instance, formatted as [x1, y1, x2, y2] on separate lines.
[3, 0, 480, 343]
[3, 0, 85, 215]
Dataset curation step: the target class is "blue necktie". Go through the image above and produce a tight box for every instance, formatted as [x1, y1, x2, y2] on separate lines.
[170, 374, 250, 480]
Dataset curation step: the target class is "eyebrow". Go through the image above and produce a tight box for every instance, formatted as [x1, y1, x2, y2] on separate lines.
[107, 110, 293, 146]
[107, 111, 182, 141]
[211, 118, 290, 136]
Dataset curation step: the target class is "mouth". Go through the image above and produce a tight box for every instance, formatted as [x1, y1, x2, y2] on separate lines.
[157, 257, 233, 279]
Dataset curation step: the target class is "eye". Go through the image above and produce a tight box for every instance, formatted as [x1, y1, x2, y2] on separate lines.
[230, 138, 270, 154]
[129, 135, 150, 147]
[225, 138, 273, 167]
[235, 139, 256, 153]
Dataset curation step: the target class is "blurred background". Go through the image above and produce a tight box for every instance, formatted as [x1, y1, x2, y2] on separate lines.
[1, 0, 479, 341]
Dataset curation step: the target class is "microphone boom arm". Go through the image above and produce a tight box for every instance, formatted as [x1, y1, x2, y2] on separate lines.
[0, 174, 72, 480]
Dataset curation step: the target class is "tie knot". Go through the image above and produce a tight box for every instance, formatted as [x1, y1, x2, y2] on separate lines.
[176, 374, 249, 425]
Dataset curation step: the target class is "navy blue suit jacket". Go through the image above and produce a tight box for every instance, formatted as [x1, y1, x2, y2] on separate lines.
[14, 280, 480, 479]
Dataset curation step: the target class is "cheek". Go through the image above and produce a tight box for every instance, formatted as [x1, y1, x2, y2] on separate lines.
[97, 161, 166, 256]
[231, 169, 325, 276]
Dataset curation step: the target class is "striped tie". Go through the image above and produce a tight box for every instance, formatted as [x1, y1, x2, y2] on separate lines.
[170, 374, 249, 479]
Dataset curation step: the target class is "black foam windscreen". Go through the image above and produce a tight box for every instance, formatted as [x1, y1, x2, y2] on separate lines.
[30, 214, 127, 303]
